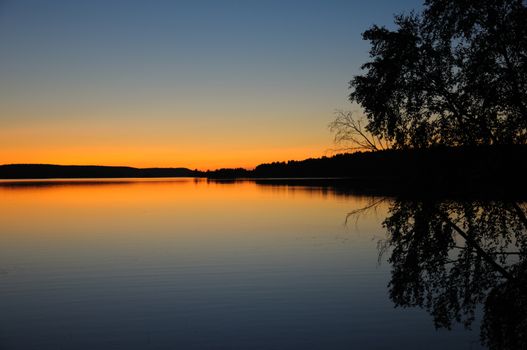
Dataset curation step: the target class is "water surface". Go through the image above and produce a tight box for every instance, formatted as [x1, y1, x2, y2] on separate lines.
[0, 179, 486, 349]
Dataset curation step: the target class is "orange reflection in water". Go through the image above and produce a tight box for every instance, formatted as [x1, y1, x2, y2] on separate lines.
[0, 178, 383, 214]
[0, 179, 388, 265]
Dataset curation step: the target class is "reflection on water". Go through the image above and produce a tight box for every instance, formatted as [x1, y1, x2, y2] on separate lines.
[0, 179, 522, 349]
[377, 200, 527, 350]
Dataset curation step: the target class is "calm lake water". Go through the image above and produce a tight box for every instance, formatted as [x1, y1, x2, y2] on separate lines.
[0, 178, 498, 349]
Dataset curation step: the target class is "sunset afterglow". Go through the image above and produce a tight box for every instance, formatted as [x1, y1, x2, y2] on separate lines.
[0, 0, 422, 169]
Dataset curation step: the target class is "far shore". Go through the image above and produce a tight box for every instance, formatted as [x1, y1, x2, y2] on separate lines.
[2, 145, 526, 199]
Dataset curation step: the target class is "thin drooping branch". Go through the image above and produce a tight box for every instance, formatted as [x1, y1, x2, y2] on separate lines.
[329, 110, 392, 152]
[345, 197, 387, 225]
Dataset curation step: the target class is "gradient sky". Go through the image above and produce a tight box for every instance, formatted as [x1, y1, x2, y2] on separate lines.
[0, 0, 422, 169]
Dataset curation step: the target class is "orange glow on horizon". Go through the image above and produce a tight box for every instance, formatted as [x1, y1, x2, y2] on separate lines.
[0, 117, 332, 170]
[0, 145, 327, 170]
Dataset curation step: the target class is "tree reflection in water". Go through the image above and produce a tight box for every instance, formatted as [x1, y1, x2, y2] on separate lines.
[376, 200, 527, 349]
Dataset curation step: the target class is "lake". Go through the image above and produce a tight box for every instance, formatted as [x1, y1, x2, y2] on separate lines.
[2, 178, 523, 349]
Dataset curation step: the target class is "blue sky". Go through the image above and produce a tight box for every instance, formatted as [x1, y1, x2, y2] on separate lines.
[0, 0, 424, 168]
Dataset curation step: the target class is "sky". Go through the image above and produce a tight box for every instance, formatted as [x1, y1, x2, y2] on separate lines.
[0, 0, 423, 170]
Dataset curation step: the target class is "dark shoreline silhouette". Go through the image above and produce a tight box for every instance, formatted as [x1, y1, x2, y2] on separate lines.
[0, 164, 199, 179]
[2, 145, 526, 198]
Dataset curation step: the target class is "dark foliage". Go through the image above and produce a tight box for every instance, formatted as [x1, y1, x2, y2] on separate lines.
[350, 0, 527, 147]
[204, 168, 251, 179]
[250, 145, 527, 198]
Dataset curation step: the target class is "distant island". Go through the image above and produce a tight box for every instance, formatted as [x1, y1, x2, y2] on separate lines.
[1, 145, 526, 198]
[0, 164, 199, 179]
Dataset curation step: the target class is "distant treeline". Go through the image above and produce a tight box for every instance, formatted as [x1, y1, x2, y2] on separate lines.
[0, 164, 199, 179]
[205, 145, 527, 198]
[1, 145, 526, 197]
[207, 144, 525, 177]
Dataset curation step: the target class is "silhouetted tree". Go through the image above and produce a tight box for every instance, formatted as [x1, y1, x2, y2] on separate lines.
[379, 200, 527, 349]
[345, 0, 527, 148]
